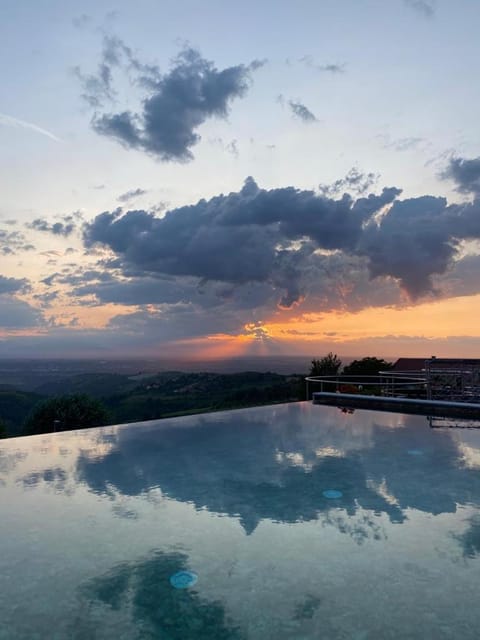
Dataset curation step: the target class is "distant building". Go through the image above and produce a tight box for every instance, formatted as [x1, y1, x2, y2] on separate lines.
[390, 357, 480, 403]
[391, 358, 427, 373]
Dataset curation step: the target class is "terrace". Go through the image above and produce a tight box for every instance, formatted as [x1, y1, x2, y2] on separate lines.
[2, 400, 480, 638]
[307, 357, 480, 426]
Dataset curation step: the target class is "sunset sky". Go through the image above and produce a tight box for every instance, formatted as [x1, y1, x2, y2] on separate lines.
[2, 0, 480, 359]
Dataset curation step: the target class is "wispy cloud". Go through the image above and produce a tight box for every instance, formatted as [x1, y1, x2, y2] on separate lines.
[378, 134, 424, 152]
[0, 112, 61, 142]
[404, 0, 435, 18]
[298, 56, 346, 74]
[117, 188, 148, 203]
[288, 100, 318, 123]
[277, 95, 318, 123]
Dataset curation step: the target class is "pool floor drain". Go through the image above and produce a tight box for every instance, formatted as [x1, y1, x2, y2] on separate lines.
[407, 449, 424, 456]
[170, 571, 198, 589]
[323, 489, 343, 499]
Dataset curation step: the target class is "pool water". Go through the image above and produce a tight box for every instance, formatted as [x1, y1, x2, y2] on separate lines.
[1, 401, 480, 639]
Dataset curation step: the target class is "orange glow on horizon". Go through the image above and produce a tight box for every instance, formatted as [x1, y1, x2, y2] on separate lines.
[264, 293, 480, 342]
[8, 292, 480, 360]
[171, 293, 480, 360]
[170, 333, 257, 360]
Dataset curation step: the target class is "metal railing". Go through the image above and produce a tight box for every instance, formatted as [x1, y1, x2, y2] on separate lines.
[305, 373, 427, 401]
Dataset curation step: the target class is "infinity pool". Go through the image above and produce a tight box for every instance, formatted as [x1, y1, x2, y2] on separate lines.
[1, 402, 480, 639]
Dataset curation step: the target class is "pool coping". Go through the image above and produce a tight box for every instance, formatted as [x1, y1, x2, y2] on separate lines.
[312, 392, 480, 418]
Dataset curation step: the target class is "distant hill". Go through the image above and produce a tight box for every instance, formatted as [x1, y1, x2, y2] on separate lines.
[0, 356, 321, 391]
[0, 370, 305, 437]
[35, 373, 140, 398]
[104, 371, 303, 424]
[0, 389, 44, 437]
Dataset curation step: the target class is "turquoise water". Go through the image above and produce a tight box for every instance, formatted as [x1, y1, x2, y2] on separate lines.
[1, 402, 480, 639]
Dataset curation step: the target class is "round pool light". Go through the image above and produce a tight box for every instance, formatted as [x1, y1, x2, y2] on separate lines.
[170, 570, 198, 589]
[323, 489, 343, 499]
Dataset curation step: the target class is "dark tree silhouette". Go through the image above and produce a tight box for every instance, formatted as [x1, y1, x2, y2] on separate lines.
[309, 352, 342, 376]
[23, 394, 110, 436]
[342, 357, 393, 376]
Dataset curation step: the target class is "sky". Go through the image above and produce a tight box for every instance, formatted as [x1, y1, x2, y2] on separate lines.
[2, 0, 480, 360]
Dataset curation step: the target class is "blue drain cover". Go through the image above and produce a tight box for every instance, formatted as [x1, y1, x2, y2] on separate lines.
[170, 571, 198, 589]
[323, 489, 343, 499]
[407, 449, 424, 456]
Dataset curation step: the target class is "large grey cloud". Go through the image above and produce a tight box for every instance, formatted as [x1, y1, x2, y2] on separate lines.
[83, 176, 401, 309]
[78, 38, 263, 161]
[83, 160, 480, 310]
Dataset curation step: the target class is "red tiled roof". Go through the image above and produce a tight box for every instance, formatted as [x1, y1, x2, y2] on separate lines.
[391, 358, 426, 371]
[392, 357, 480, 372]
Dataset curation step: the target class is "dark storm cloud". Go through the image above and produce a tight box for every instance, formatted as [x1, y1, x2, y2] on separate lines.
[359, 196, 456, 298]
[83, 160, 480, 306]
[404, 0, 435, 17]
[83, 176, 401, 307]
[79, 37, 263, 161]
[442, 156, 480, 196]
[288, 100, 318, 123]
[117, 188, 147, 203]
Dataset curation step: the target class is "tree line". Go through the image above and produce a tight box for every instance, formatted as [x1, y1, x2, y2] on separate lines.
[309, 353, 393, 377]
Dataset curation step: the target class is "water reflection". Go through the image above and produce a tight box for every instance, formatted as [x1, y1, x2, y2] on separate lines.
[75, 550, 244, 640]
[71, 405, 480, 535]
[20, 467, 68, 490]
[0, 448, 27, 473]
[4, 403, 480, 540]
[456, 515, 480, 559]
[3, 404, 480, 639]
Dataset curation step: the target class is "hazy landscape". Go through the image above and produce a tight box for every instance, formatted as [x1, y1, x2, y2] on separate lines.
[0, 356, 319, 437]
[0, 356, 323, 390]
